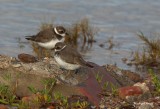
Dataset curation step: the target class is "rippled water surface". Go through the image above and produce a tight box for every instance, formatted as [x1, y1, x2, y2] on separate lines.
[1, 0, 160, 70]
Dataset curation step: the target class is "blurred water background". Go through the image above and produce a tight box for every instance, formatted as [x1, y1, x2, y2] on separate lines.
[0, 0, 160, 71]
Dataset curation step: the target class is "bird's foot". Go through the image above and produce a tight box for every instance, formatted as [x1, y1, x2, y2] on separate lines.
[75, 69, 79, 74]
[65, 70, 73, 78]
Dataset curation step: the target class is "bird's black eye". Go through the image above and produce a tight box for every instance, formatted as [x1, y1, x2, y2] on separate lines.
[56, 46, 61, 50]
[59, 30, 65, 34]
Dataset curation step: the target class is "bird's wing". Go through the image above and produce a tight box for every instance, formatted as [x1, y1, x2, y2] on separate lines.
[70, 49, 87, 66]
[59, 49, 76, 64]
[59, 45, 93, 67]
[74, 56, 87, 66]
[36, 29, 55, 42]
[58, 46, 81, 64]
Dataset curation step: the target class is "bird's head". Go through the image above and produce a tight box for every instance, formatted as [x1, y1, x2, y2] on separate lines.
[54, 26, 69, 37]
[54, 42, 66, 52]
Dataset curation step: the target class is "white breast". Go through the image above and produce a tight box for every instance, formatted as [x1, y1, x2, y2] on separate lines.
[38, 38, 64, 49]
[54, 55, 80, 70]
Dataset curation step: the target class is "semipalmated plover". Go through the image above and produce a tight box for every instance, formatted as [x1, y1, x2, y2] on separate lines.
[54, 42, 93, 71]
[25, 26, 67, 49]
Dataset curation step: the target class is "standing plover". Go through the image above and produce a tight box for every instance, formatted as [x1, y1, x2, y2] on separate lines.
[25, 26, 67, 49]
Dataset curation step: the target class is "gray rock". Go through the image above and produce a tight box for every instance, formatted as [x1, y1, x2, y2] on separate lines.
[138, 102, 154, 109]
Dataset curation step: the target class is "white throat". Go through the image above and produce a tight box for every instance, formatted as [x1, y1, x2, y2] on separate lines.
[38, 39, 59, 49]
[54, 27, 65, 37]
[55, 45, 66, 52]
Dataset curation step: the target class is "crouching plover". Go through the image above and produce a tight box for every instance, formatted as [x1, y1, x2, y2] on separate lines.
[25, 26, 68, 49]
[54, 42, 93, 71]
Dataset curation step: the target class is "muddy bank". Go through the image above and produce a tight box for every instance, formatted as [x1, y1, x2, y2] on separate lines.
[0, 54, 121, 91]
[2, 54, 158, 108]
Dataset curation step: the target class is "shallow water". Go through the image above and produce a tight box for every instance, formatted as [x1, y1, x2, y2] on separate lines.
[1, 0, 160, 71]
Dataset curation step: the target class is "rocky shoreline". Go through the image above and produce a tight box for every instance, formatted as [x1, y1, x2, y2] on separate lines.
[0, 54, 159, 109]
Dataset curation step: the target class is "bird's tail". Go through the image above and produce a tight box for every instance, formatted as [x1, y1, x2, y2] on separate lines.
[25, 36, 35, 41]
[86, 62, 94, 68]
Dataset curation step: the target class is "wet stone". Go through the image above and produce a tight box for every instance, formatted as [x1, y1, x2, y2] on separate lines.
[18, 53, 37, 63]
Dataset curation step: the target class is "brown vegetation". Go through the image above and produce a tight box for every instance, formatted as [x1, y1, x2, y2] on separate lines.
[127, 32, 160, 69]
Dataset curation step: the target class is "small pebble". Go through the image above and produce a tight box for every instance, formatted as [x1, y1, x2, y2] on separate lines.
[12, 63, 21, 68]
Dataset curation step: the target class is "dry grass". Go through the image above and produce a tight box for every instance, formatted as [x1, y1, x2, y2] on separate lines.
[31, 18, 98, 59]
[67, 18, 98, 52]
[132, 32, 160, 67]
[39, 23, 53, 31]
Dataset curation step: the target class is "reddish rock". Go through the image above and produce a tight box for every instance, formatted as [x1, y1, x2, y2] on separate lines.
[118, 86, 143, 99]
[0, 105, 8, 109]
[77, 62, 120, 106]
[18, 53, 37, 63]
